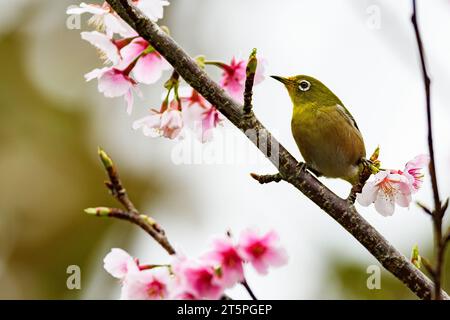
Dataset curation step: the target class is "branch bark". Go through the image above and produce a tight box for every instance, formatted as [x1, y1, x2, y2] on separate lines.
[94, 148, 176, 255]
[105, 0, 449, 300]
[411, 0, 448, 300]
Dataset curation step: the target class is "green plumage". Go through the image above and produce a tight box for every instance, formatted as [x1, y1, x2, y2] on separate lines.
[272, 75, 366, 185]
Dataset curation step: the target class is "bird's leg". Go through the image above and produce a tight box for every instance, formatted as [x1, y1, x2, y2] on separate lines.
[306, 165, 323, 178]
[296, 162, 322, 177]
[361, 158, 374, 170]
[346, 157, 375, 204]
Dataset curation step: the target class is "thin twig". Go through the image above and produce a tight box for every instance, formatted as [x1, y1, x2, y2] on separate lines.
[86, 207, 176, 255]
[243, 48, 258, 115]
[241, 280, 258, 300]
[421, 257, 436, 278]
[94, 148, 176, 255]
[250, 172, 283, 184]
[416, 201, 433, 217]
[98, 148, 138, 214]
[105, 0, 449, 300]
[411, 0, 447, 300]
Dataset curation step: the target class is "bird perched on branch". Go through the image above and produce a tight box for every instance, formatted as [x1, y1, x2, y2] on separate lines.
[271, 75, 366, 185]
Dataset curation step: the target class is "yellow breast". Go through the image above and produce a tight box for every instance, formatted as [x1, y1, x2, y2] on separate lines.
[291, 104, 366, 184]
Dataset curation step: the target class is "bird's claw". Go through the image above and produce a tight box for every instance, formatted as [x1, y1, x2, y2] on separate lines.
[296, 162, 307, 172]
[361, 158, 380, 174]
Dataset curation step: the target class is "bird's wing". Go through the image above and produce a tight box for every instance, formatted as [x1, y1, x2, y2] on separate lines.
[336, 104, 360, 131]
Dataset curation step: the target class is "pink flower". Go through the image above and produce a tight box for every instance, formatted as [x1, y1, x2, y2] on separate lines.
[203, 236, 244, 288]
[238, 229, 288, 275]
[119, 38, 171, 84]
[132, 109, 163, 137]
[402, 154, 429, 193]
[133, 101, 183, 139]
[179, 87, 209, 109]
[85, 67, 137, 114]
[219, 57, 265, 103]
[103, 248, 139, 279]
[171, 290, 198, 300]
[81, 31, 121, 65]
[121, 269, 171, 300]
[66, 2, 136, 38]
[357, 170, 412, 216]
[174, 258, 224, 300]
[201, 107, 222, 143]
[161, 107, 184, 139]
[131, 0, 170, 22]
[179, 87, 223, 142]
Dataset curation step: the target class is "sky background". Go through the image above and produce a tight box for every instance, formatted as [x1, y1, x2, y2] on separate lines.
[0, 0, 449, 299]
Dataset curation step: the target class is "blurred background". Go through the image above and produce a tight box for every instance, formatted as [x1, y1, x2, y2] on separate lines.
[0, 0, 449, 299]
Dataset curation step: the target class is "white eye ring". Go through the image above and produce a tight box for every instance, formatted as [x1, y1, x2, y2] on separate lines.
[299, 80, 311, 91]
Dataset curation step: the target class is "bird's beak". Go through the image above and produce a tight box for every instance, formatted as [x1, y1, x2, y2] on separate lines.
[270, 75, 291, 85]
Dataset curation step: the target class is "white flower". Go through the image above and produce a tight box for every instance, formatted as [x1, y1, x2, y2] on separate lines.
[357, 170, 412, 216]
[67, 2, 136, 37]
[133, 0, 170, 21]
[81, 31, 121, 65]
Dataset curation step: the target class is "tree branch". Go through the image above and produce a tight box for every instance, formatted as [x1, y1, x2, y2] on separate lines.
[86, 207, 176, 255]
[241, 280, 258, 300]
[105, 0, 449, 300]
[411, 0, 448, 300]
[243, 48, 257, 115]
[250, 173, 283, 184]
[91, 148, 176, 255]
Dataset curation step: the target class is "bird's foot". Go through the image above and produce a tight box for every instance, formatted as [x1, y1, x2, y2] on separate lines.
[295, 162, 322, 178]
[296, 162, 307, 172]
[361, 158, 380, 175]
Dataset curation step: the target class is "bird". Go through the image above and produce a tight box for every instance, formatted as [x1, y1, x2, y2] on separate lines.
[271, 75, 366, 185]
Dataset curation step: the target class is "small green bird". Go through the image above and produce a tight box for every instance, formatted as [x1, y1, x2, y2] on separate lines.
[271, 75, 366, 185]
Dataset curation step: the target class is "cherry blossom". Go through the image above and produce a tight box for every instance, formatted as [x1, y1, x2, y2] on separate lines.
[179, 87, 223, 142]
[131, 0, 170, 22]
[121, 269, 171, 300]
[237, 229, 288, 275]
[85, 67, 137, 114]
[200, 107, 222, 143]
[103, 248, 139, 279]
[219, 57, 266, 103]
[357, 170, 412, 216]
[67, 2, 136, 38]
[402, 154, 429, 193]
[203, 236, 244, 288]
[133, 101, 183, 139]
[173, 258, 224, 300]
[119, 37, 171, 85]
[81, 31, 121, 65]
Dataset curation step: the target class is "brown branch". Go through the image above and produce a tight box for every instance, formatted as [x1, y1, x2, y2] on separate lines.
[98, 148, 138, 214]
[105, 0, 449, 300]
[91, 148, 176, 255]
[243, 48, 257, 115]
[412, 0, 448, 300]
[241, 280, 258, 300]
[250, 173, 283, 184]
[416, 202, 433, 217]
[86, 207, 176, 255]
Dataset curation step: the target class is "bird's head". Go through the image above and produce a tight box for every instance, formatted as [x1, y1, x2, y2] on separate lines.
[271, 75, 341, 107]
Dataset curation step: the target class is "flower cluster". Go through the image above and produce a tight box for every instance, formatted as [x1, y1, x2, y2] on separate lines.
[67, 1, 265, 143]
[103, 229, 288, 300]
[357, 154, 429, 216]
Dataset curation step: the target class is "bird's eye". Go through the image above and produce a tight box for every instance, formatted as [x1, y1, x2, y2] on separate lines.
[299, 80, 311, 91]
